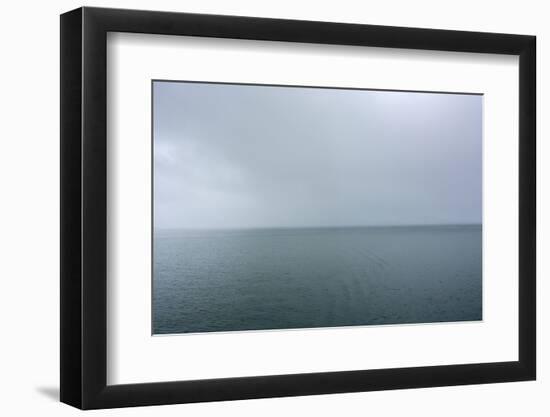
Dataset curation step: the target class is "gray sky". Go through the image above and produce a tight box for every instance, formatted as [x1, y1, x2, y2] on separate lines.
[153, 81, 482, 229]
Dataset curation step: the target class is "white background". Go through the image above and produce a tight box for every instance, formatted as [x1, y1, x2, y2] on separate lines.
[108, 33, 519, 384]
[0, 0, 546, 416]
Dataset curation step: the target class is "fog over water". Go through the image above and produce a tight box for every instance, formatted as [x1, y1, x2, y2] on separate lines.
[153, 81, 482, 230]
[152, 81, 483, 334]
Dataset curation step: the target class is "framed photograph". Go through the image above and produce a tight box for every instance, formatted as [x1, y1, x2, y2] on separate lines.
[60, 6, 536, 409]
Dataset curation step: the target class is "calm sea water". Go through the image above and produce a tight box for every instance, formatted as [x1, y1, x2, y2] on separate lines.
[153, 225, 482, 334]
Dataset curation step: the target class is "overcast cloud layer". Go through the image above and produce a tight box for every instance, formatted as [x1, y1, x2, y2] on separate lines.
[153, 81, 482, 230]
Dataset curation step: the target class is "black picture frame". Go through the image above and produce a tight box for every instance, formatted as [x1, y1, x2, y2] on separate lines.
[60, 6, 536, 410]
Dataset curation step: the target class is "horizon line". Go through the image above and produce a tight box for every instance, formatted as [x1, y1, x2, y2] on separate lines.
[154, 223, 482, 232]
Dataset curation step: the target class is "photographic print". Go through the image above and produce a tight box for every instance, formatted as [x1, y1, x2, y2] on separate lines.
[61, 9, 536, 407]
[152, 80, 482, 335]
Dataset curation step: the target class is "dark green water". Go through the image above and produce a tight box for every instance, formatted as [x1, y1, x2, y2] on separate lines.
[153, 225, 482, 334]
